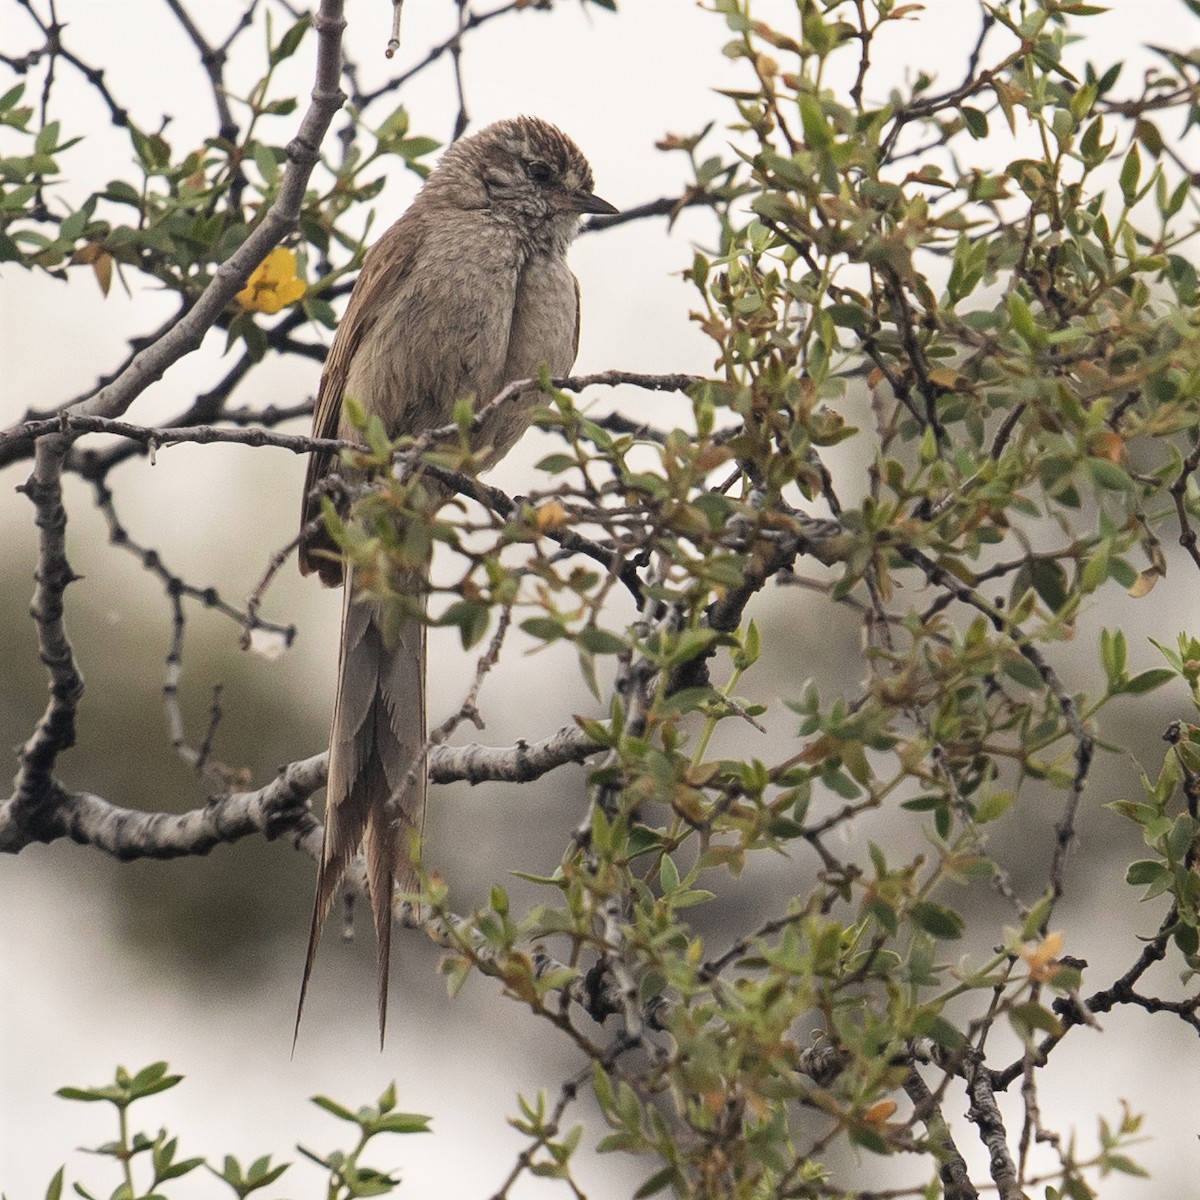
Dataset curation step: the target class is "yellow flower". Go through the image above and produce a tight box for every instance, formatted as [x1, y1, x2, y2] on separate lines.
[236, 246, 306, 314]
[533, 500, 568, 532]
[1022, 930, 1065, 982]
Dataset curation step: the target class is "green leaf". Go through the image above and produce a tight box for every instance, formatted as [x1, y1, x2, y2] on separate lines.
[252, 141, 279, 185]
[260, 97, 298, 117]
[659, 853, 680, 893]
[439, 600, 491, 650]
[1119, 668, 1174, 696]
[45, 1165, 65, 1200]
[130, 1062, 181, 1098]
[1087, 457, 1133, 491]
[1119, 143, 1141, 205]
[397, 136, 441, 162]
[310, 1094, 358, 1123]
[373, 1111, 432, 1134]
[1009, 1001, 1064, 1039]
[733, 618, 760, 670]
[269, 15, 311, 65]
[656, 686, 713, 719]
[1125, 860, 1170, 889]
[521, 616, 567, 643]
[0, 82, 25, 111]
[922, 1014, 968, 1052]
[633, 1166, 679, 1198]
[798, 95, 833, 152]
[1173, 922, 1199, 956]
[1103, 1153, 1149, 1178]
[973, 790, 1014, 824]
[1002, 654, 1043, 691]
[535, 453, 577, 474]
[1028, 559, 1068, 613]
[960, 106, 988, 138]
[910, 901, 964, 939]
[103, 179, 142, 207]
[578, 625, 626, 655]
[35, 119, 61, 155]
[56, 1086, 118, 1103]
[1007, 292, 1039, 346]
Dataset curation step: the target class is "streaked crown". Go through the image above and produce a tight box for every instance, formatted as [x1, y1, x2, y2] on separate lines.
[420, 116, 616, 242]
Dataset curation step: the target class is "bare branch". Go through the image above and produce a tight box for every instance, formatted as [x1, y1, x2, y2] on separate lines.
[0, 725, 601, 857]
[11, 438, 85, 830]
[904, 1070, 980, 1200]
[964, 1056, 1023, 1200]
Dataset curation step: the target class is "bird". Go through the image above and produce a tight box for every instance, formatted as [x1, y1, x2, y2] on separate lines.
[294, 116, 616, 1045]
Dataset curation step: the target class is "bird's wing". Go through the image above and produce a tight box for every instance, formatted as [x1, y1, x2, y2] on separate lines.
[299, 215, 426, 584]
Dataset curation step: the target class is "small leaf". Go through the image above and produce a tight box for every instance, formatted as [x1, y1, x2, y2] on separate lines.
[1103, 1153, 1149, 1178]
[1009, 1001, 1064, 1039]
[798, 95, 833, 152]
[922, 1014, 967, 1052]
[374, 1111, 432, 1134]
[633, 1166, 679, 1198]
[1125, 859, 1170, 888]
[310, 1095, 358, 1123]
[578, 626, 626, 655]
[45, 1166, 65, 1200]
[974, 790, 1014, 824]
[269, 15, 311, 65]
[521, 616, 567, 643]
[659, 854, 680, 893]
[910, 901, 963, 939]
[1119, 668, 1174, 696]
[960, 106, 988, 138]
[536, 453, 577, 474]
[1119, 143, 1141, 205]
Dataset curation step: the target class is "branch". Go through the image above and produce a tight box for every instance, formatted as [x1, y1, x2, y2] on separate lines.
[904, 1070, 979, 1200]
[162, 0, 247, 144]
[0, 725, 601, 857]
[5, 0, 350, 845]
[1, 372, 700, 457]
[75, 0, 347, 426]
[669, 495, 847, 693]
[11, 439, 85, 824]
[964, 1056, 1023, 1200]
[0, 754, 326, 858]
[895, 542, 1094, 917]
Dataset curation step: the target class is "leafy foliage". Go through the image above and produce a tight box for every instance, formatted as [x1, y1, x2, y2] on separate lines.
[0, 16, 436, 363]
[42, 1062, 427, 1200]
[327, 1, 1200, 1194]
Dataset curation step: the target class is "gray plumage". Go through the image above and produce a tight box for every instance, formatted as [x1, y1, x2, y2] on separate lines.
[296, 116, 616, 1045]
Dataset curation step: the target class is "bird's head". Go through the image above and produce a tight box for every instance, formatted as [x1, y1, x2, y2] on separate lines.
[429, 115, 617, 245]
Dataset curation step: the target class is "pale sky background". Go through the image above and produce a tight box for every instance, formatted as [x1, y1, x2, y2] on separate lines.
[3, 1, 1200, 1197]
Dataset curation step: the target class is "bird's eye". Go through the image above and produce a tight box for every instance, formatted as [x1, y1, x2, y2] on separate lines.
[525, 160, 553, 184]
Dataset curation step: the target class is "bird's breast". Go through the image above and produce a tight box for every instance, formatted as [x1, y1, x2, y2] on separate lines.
[341, 219, 578, 464]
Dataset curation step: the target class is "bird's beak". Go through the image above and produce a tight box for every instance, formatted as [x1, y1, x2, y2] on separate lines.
[568, 188, 619, 216]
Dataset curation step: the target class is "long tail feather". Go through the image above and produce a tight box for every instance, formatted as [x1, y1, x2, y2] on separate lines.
[295, 576, 427, 1049]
